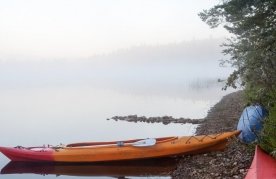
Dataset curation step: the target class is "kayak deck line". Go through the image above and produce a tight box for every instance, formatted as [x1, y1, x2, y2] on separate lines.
[0, 130, 240, 163]
[64, 132, 228, 149]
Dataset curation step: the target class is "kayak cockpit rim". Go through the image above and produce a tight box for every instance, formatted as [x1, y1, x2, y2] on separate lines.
[65, 136, 178, 148]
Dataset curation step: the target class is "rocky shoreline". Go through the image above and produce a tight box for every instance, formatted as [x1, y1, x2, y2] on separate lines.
[172, 91, 254, 179]
[109, 91, 254, 178]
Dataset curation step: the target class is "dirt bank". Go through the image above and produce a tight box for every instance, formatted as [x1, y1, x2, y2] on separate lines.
[172, 91, 254, 179]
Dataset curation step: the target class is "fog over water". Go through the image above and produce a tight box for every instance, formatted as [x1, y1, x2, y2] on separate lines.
[0, 38, 234, 142]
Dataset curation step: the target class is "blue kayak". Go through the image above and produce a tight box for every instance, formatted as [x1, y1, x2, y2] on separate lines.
[237, 105, 267, 143]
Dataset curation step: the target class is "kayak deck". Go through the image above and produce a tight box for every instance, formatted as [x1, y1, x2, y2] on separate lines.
[66, 136, 176, 147]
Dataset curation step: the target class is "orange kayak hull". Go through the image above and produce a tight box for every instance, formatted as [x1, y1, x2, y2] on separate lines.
[0, 130, 240, 163]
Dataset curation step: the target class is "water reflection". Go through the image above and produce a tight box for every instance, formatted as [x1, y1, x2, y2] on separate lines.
[1, 158, 176, 178]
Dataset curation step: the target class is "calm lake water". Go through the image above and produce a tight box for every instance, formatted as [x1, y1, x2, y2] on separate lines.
[0, 55, 233, 178]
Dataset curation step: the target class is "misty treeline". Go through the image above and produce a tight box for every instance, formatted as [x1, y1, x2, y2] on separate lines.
[199, 0, 276, 154]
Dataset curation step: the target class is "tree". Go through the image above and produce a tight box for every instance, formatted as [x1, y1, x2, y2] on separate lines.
[199, 0, 276, 154]
[199, 0, 276, 106]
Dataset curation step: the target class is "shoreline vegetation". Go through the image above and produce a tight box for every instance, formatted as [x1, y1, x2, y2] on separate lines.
[199, 0, 276, 156]
[110, 91, 254, 178]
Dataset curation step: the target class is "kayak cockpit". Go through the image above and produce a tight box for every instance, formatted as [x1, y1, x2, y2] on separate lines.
[66, 136, 177, 147]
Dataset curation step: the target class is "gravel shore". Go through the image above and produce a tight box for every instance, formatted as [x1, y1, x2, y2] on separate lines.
[109, 90, 254, 178]
[172, 91, 254, 179]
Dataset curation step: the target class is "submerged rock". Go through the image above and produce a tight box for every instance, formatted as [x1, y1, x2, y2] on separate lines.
[108, 115, 203, 125]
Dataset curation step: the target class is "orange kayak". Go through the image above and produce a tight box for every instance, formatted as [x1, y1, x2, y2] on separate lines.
[0, 130, 240, 163]
[245, 146, 276, 179]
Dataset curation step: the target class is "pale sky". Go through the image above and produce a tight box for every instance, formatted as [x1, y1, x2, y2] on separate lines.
[0, 0, 227, 60]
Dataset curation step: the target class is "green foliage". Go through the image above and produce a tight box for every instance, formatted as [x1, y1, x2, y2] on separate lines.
[199, 0, 276, 154]
[199, 0, 276, 107]
[259, 106, 276, 156]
